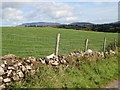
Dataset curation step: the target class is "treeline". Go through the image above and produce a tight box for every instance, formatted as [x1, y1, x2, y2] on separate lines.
[24, 22, 120, 33]
[92, 23, 120, 33]
[57, 23, 120, 33]
[25, 25, 49, 27]
[57, 25, 92, 31]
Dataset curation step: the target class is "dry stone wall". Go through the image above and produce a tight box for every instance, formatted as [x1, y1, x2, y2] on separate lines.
[0, 49, 116, 89]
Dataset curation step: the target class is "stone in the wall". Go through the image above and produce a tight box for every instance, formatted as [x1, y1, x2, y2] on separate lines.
[8, 66, 15, 70]
[0, 64, 5, 68]
[0, 76, 3, 84]
[17, 71, 24, 78]
[7, 70, 13, 77]
[51, 61, 59, 66]
[21, 66, 27, 72]
[0, 84, 5, 89]
[12, 75, 19, 81]
[26, 65, 32, 70]
[0, 66, 4, 76]
[3, 78, 11, 83]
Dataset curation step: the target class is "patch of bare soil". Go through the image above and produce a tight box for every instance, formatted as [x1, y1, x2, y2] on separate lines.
[104, 79, 119, 89]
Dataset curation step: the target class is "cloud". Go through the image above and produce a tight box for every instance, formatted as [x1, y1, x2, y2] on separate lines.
[1, 0, 31, 2]
[2, 2, 26, 9]
[1, 2, 74, 25]
[2, 7, 25, 25]
[66, 17, 78, 21]
[34, 2, 73, 19]
[48, 3, 73, 18]
[78, 0, 119, 2]
[1, 0, 56, 2]
[54, 0, 119, 2]
[23, 2, 73, 20]
[1, 0, 119, 3]
[50, 9, 73, 19]
[3, 8, 24, 20]
[1, 1, 118, 26]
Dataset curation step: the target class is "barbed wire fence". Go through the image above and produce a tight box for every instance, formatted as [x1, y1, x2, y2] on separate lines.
[1, 32, 117, 58]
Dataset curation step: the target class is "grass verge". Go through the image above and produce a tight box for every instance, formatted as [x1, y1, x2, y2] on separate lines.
[7, 55, 119, 88]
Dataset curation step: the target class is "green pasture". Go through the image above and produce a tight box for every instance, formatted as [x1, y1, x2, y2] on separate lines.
[1, 27, 118, 58]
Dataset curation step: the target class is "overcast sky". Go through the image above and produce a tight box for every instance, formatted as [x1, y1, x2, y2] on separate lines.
[0, 0, 119, 26]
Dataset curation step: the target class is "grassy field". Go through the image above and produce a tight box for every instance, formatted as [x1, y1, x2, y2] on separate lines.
[1, 27, 118, 58]
[1, 27, 119, 88]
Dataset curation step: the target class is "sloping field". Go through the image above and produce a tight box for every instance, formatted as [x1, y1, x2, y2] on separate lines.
[1, 27, 118, 58]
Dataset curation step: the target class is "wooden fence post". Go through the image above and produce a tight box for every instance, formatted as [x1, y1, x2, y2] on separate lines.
[114, 38, 117, 50]
[85, 39, 88, 51]
[55, 33, 60, 56]
[114, 38, 118, 54]
[103, 37, 106, 52]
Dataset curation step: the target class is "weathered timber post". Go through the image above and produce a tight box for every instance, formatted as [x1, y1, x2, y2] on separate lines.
[85, 39, 88, 51]
[114, 38, 117, 50]
[114, 38, 118, 54]
[55, 33, 60, 56]
[103, 37, 106, 52]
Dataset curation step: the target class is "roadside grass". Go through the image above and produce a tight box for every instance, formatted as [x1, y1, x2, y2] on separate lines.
[2, 27, 118, 58]
[7, 55, 119, 88]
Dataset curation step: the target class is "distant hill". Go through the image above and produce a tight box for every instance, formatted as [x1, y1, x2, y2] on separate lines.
[69, 22, 93, 25]
[111, 21, 120, 24]
[17, 22, 61, 27]
[17, 22, 94, 27]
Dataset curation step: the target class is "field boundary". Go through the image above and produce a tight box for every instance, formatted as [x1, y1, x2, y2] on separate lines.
[1, 28, 118, 58]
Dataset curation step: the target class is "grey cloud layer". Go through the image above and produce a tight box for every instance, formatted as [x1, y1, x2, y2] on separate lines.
[1, 0, 120, 2]
[1, 2, 74, 25]
[1, 1, 118, 26]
